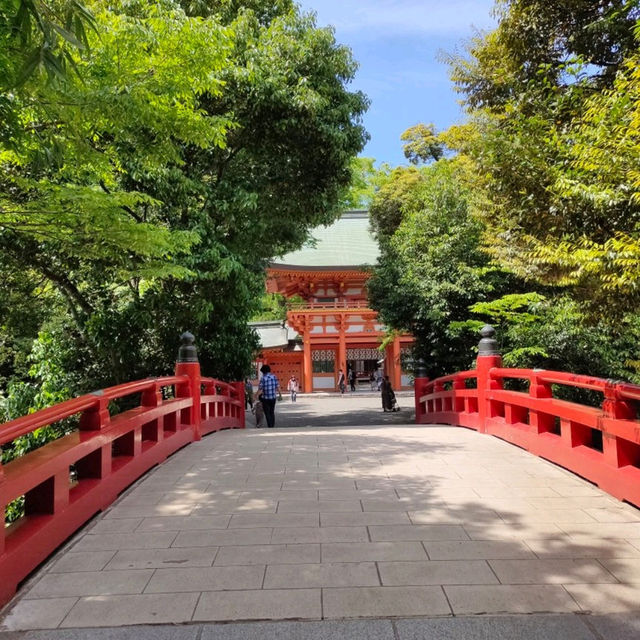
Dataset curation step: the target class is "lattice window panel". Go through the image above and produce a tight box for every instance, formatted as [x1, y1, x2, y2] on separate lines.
[312, 349, 335, 361]
[347, 348, 381, 360]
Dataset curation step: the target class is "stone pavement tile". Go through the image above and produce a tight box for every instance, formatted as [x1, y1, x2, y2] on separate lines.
[408, 510, 476, 525]
[598, 558, 640, 582]
[498, 510, 598, 524]
[588, 613, 640, 640]
[465, 497, 539, 512]
[425, 540, 536, 560]
[88, 518, 143, 534]
[360, 500, 411, 512]
[24, 570, 154, 599]
[104, 504, 195, 518]
[583, 508, 640, 523]
[564, 583, 640, 613]
[524, 537, 640, 558]
[233, 499, 280, 513]
[472, 485, 562, 498]
[59, 593, 200, 627]
[444, 585, 579, 614]
[528, 497, 620, 510]
[19, 626, 200, 639]
[71, 532, 177, 551]
[135, 515, 231, 531]
[244, 479, 284, 489]
[369, 524, 469, 542]
[394, 614, 595, 640]
[49, 551, 116, 573]
[463, 523, 567, 540]
[2, 625, 201, 639]
[118, 493, 177, 507]
[193, 589, 321, 622]
[281, 480, 356, 490]
[547, 481, 609, 496]
[199, 619, 395, 640]
[104, 546, 218, 570]
[319, 489, 396, 501]
[0, 598, 78, 631]
[215, 543, 320, 566]
[134, 480, 180, 493]
[277, 500, 362, 513]
[488, 559, 618, 584]
[321, 512, 410, 527]
[172, 528, 272, 547]
[378, 560, 497, 586]
[321, 542, 427, 563]
[272, 526, 368, 543]
[322, 586, 451, 619]
[560, 523, 640, 538]
[239, 490, 318, 501]
[145, 565, 264, 592]
[229, 513, 319, 528]
[264, 562, 379, 589]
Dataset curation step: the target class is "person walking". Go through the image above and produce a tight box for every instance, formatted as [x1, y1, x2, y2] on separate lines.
[374, 367, 383, 391]
[252, 397, 266, 428]
[380, 375, 395, 412]
[287, 375, 299, 402]
[369, 371, 376, 391]
[349, 368, 356, 392]
[244, 378, 254, 409]
[337, 368, 346, 394]
[258, 364, 280, 428]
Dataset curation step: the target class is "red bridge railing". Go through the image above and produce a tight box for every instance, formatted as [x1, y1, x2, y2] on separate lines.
[0, 332, 244, 606]
[415, 325, 640, 509]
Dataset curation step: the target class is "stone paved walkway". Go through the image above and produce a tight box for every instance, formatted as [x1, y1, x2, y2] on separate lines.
[2, 399, 640, 635]
[253, 391, 415, 428]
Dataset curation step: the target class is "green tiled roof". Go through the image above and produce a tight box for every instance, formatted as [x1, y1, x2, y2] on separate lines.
[272, 211, 379, 268]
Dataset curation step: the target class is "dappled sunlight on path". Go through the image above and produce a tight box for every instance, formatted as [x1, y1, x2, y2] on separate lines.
[2, 415, 640, 632]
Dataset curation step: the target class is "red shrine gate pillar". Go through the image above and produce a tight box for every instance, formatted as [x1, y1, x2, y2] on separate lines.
[303, 335, 313, 393]
[391, 337, 402, 390]
[338, 315, 347, 379]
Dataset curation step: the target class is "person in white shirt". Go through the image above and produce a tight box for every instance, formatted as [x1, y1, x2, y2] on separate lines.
[287, 375, 299, 402]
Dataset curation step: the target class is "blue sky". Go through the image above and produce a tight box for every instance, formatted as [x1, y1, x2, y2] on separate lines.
[296, 0, 497, 166]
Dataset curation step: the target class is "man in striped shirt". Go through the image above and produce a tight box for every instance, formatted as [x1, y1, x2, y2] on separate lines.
[258, 364, 280, 428]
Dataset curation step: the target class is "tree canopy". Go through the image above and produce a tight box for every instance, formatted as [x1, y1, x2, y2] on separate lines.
[368, 0, 640, 383]
[0, 0, 368, 422]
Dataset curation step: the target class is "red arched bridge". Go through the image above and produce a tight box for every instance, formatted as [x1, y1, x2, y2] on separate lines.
[1, 327, 639, 633]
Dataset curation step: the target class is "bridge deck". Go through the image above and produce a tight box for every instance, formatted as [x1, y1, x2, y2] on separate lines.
[2, 399, 640, 634]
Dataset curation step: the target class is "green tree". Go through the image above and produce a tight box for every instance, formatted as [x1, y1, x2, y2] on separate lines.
[400, 123, 443, 164]
[444, 0, 640, 317]
[368, 159, 518, 377]
[0, 0, 368, 399]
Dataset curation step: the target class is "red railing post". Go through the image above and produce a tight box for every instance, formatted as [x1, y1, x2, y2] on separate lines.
[453, 375, 466, 414]
[413, 359, 429, 423]
[602, 381, 636, 468]
[233, 381, 246, 428]
[0, 462, 4, 554]
[476, 325, 502, 434]
[529, 371, 554, 437]
[174, 332, 201, 441]
[79, 393, 110, 431]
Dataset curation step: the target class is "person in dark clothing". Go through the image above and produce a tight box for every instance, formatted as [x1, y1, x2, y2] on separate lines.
[349, 368, 356, 392]
[337, 368, 346, 394]
[381, 375, 395, 412]
[244, 378, 254, 409]
[258, 364, 280, 428]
